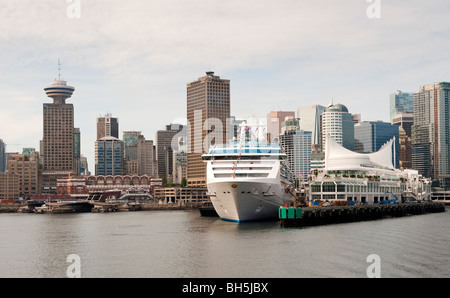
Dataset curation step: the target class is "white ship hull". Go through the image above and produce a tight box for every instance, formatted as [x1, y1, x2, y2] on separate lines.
[202, 123, 296, 222]
[208, 180, 294, 222]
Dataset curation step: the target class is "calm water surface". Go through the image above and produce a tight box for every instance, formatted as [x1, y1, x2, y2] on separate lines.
[1, 208, 449, 278]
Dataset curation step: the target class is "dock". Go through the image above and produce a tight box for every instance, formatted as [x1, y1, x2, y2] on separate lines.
[279, 202, 446, 228]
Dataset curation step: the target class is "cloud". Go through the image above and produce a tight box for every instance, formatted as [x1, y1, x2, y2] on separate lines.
[0, 0, 449, 168]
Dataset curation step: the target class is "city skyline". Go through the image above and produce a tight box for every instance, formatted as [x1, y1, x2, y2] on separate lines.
[1, 1, 449, 169]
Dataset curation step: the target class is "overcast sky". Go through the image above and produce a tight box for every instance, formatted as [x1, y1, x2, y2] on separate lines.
[0, 0, 449, 170]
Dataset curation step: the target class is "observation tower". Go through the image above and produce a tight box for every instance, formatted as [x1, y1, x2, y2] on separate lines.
[43, 59, 75, 104]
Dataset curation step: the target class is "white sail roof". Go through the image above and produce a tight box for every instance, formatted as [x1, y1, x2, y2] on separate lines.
[324, 134, 394, 172]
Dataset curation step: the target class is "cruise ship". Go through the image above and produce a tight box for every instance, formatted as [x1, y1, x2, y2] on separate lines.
[202, 127, 297, 222]
[309, 135, 432, 204]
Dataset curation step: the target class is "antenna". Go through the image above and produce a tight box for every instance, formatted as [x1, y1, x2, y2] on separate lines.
[58, 59, 61, 80]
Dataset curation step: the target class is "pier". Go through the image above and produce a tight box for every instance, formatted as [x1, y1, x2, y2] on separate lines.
[279, 202, 446, 228]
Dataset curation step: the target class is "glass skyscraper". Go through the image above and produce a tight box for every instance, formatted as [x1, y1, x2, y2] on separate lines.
[390, 91, 413, 123]
[297, 104, 325, 146]
[95, 136, 124, 176]
[0, 139, 5, 173]
[354, 121, 399, 168]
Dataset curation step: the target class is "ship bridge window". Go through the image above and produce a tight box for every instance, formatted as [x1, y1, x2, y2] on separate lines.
[213, 173, 269, 178]
[207, 155, 284, 161]
[212, 167, 273, 171]
[234, 173, 269, 178]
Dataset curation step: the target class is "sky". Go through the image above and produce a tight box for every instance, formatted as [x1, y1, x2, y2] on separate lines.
[0, 0, 449, 170]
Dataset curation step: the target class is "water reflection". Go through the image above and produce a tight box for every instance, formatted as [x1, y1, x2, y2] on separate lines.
[0, 209, 449, 277]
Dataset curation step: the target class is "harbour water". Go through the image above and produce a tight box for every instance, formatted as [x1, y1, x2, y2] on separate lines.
[0, 208, 449, 278]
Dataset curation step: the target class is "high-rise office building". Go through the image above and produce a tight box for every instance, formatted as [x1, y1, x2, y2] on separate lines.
[0, 139, 5, 173]
[97, 113, 119, 140]
[79, 155, 90, 175]
[398, 127, 412, 169]
[95, 136, 124, 176]
[354, 121, 399, 168]
[123, 131, 157, 176]
[42, 62, 76, 193]
[7, 150, 41, 197]
[392, 112, 414, 169]
[412, 82, 450, 187]
[390, 91, 413, 123]
[186, 71, 230, 187]
[392, 112, 414, 138]
[0, 173, 20, 200]
[74, 127, 81, 175]
[321, 103, 354, 151]
[297, 105, 325, 152]
[267, 111, 296, 144]
[279, 117, 312, 182]
[138, 135, 157, 177]
[172, 130, 187, 185]
[156, 124, 183, 182]
[351, 114, 361, 124]
[123, 131, 141, 175]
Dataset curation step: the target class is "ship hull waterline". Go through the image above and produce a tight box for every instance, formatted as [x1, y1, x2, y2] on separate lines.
[207, 180, 294, 222]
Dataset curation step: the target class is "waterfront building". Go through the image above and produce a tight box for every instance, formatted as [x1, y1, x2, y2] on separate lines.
[7, 150, 41, 197]
[0, 173, 20, 200]
[156, 124, 183, 182]
[186, 71, 230, 187]
[390, 91, 413, 123]
[309, 135, 431, 204]
[42, 62, 76, 193]
[153, 187, 208, 205]
[97, 113, 119, 140]
[56, 176, 89, 197]
[86, 175, 162, 193]
[320, 102, 354, 151]
[267, 111, 295, 144]
[412, 82, 450, 187]
[95, 136, 124, 176]
[354, 121, 399, 168]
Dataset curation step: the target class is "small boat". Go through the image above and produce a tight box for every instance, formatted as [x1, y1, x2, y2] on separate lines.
[34, 204, 51, 214]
